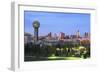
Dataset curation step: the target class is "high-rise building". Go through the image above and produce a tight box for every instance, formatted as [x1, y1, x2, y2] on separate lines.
[46, 32, 52, 40]
[48, 32, 52, 38]
[24, 32, 33, 44]
[59, 32, 65, 40]
[54, 33, 58, 40]
[84, 32, 90, 38]
[76, 30, 80, 38]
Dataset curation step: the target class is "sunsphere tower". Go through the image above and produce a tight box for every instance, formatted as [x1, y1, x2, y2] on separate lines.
[33, 20, 40, 42]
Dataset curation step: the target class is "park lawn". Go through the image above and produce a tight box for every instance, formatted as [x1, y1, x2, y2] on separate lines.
[48, 56, 83, 60]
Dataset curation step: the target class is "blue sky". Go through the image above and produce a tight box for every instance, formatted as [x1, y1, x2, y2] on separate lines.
[24, 11, 90, 36]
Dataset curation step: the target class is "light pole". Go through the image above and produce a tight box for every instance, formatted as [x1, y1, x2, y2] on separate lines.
[33, 20, 40, 42]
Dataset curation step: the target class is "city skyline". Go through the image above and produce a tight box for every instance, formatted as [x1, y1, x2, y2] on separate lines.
[24, 11, 90, 36]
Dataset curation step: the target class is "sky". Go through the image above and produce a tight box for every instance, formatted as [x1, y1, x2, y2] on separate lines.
[24, 11, 90, 36]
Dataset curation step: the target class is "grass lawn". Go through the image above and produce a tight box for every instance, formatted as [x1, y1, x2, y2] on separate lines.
[25, 56, 85, 61]
[48, 56, 83, 60]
